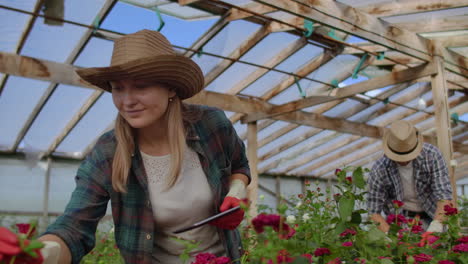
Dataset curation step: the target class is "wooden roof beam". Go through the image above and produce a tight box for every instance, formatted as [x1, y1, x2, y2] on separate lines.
[393, 15, 468, 34]
[2, 52, 465, 156]
[358, 0, 468, 17]
[242, 61, 437, 123]
[255, 0, 432, 61]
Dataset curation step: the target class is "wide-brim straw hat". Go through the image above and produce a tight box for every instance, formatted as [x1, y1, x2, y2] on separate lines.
[383, 120, 423, 162]
[76, 29, 204, 99]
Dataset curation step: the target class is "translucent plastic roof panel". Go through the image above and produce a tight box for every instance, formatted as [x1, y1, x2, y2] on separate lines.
[21, 18, 87, 63]
[57, 0, 107, 25]
[257, 121, 289, 141]
[205, 62, 259, 93]
[275, 45, 323, 72]
[290, 134, 360, 174]
[100, 1, 164, 34]
[157, 3, 215, 20]
[56, 93, 117, 154]
[240, 32, 299, 66]
[261, 130, 335, 173]
[242, 71, 288, 97]
[0, 0, 36, 12]
[200, 20, 261, 58]
[0, 8, 30, 52]
[192, 53, 223, 76]
[323, 99, 362, 118]
[20, 85, 95, 152]
[259, 125, 312, 156]
[268, 78, 320, 105]
[73, 37, 113, 67]
[0, 77, 50, 150]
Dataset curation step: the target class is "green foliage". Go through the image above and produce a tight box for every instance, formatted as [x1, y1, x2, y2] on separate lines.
[80, 229, 124, 264]
[239, 166, 467, 264]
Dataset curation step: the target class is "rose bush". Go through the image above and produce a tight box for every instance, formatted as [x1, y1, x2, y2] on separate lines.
[236, 166, 467, 264]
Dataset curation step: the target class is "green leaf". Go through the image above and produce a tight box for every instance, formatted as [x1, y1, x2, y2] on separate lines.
[338, 197, 355, 222]
[380, 259, 394, 264]
[334, 222, 346, 236]
[351, 211, 362, 224]
[365, 226, 387, 243]
[352, 167, 366, 189]
[24, 240, 44, 251]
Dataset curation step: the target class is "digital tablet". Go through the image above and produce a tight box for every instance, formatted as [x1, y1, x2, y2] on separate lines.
[173, 206, 241, 234]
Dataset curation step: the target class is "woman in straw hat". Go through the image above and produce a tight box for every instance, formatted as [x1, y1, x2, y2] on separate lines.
[367, 120, 453, 233]
[38, 29, 250, 264]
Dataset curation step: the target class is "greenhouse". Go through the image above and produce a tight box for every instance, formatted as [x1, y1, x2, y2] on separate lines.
[0, 0, 467, 263]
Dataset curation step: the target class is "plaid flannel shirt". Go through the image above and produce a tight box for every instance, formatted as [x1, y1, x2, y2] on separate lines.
[367, 143, 452, 218]
[45, 105, 251, 264]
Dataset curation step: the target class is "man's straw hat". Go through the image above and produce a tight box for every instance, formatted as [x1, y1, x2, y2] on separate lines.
[76, 29, 204, 99]
[383, 120, 423, 162]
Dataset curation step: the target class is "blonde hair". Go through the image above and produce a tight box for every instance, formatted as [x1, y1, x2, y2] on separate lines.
[111, 96, 187, 193]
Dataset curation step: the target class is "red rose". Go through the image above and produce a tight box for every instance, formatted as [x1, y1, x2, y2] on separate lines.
[335, 169, 342, 176]
[345, 177, 352, 183]
[342, 241, 353, 247]
[314, 248, 331, 257]
[443, 204, 458, 216]
[392, 200, 404, 208]
[457, 236, 468, 243]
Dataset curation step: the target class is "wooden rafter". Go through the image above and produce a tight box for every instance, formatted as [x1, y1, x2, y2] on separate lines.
[1, 52, 466, 156]
[358, 0, 468, 17]
[255, 0, 432, 61]
[242, 62, 437, 123]
[270, 83, 432, 174]
[310, 97, 467, 178]
[393, 15, 468, 34]
[203, 23, 271, 87]
[0, 0, 43, 96]
[9, 0, 117, 154]
[226, 37, 307, 95]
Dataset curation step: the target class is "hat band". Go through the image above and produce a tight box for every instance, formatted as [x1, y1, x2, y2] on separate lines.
[388, 135, 419, 155]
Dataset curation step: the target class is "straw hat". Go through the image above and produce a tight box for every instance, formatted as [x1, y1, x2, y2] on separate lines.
[76, 29, 204, 99]
[383, 120, 423, 162]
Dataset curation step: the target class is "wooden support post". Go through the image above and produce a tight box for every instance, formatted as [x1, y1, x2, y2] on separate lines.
[247, 122, 258, 218]
[41, 157, 52, 233]
[430, 49, 457, 202]
[275, 176, 281, 206]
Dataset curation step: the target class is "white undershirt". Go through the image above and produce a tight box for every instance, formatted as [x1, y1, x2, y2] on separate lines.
[397, 161, 423, 212]
[141, 148, 225, 263]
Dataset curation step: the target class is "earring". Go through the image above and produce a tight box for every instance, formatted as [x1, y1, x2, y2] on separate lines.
[169, 98, 173, 102]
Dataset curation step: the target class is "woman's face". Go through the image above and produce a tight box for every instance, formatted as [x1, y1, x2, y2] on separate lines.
[111, 79, 176, 129]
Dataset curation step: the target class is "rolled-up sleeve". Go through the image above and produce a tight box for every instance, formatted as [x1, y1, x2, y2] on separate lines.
[44, 144, 110, 264]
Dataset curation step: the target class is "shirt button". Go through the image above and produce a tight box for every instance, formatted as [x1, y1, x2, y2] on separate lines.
[146, 234, 152, 240]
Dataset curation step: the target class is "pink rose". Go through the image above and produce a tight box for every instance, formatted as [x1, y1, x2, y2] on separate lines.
[438, 261, 455, 264]
[457, 236, 468, 243]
